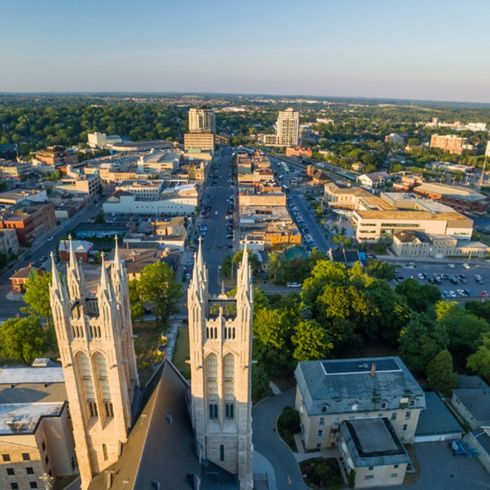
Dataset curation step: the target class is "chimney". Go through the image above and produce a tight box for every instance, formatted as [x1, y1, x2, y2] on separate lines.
[370, 362, 376, 377]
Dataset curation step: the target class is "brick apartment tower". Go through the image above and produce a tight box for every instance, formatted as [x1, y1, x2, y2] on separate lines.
[50, 237, 139, 489]
[188, 238, 254, 489]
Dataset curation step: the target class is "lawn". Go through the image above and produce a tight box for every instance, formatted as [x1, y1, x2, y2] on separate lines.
[173, 323, 190, 379]
[132, 320, 164, 385]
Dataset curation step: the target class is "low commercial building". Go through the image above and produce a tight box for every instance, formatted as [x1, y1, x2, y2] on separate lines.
[103, 183, 199, 216]
[108, 140, 172, 152]
[137, 150, 181, 174]
[0, 189, 48, 207]
[55, 173, 101, 197]
[338, 418, 411, 488]
[116, 180, 164, 200]
[295, 357, 425, 450]
[0, 202, 56, 244]
[324, 182, 371, 210]
[0, 160, 31, 179]
[285, 147, 313, 158]
[352, 193, 473, 242]
[413, 182, 487, 214]
[392, 231, 489, 258]
[99, 163, 138, 183]
[58, 239, 94, 263]
[451, 384, 490, 431]
[87, 132, 122, 148]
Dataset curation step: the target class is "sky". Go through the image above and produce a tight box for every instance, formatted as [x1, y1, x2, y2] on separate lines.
[1, 0, 490, 102]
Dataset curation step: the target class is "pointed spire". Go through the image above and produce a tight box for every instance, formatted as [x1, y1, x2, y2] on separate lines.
[99, 253, 112, 300]
[196, 235, 204, 272]
[113, 235, 122, 271]
[68, 234, 76, 269]
[50, 252, 62, 291]
[241, 237, 249, 271]
[191, 252, 199, 287]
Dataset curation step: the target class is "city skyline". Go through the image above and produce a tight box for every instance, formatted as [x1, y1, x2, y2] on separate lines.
[1, 0, 490, 103]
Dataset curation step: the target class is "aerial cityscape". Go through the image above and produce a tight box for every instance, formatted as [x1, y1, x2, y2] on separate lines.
[1, 1, 490, 490]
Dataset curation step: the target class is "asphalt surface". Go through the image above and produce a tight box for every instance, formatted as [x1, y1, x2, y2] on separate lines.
[393, 260, 490, 300]
[199, 146, 236, 294]
[252, 389, 309, 490]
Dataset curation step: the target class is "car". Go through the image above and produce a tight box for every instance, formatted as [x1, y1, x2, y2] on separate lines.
[457, 289, 466, 297]
[463, 263, 471, 269]
[417, 273, 426, 280]
[449, 290, 457, 298]
[481, 290, 489, 298]
[287, 282, 301, 288]
[440, 273, 448, 280]
[448, 263, 455, 269]
[47, 236, 54, 242]
[441, 291, 450, 298]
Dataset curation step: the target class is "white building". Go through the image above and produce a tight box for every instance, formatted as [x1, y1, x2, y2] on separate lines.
[276, 108, 300, 147]
[137, 150, 180, 174]
[87, 132, 122, 149]
[103, 183, 199, 216]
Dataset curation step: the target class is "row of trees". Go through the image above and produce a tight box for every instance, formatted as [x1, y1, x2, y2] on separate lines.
[251, 257, 490, 396]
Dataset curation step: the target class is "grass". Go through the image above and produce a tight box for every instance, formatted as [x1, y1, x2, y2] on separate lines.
[173, 323, 190, 379]
[299, 458, 344, 490]
[132, 320, 164, 385]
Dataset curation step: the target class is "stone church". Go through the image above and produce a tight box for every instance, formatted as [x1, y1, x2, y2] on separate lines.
[49, 237, 254, 489]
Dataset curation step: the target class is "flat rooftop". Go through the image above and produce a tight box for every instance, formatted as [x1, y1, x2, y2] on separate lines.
[321, 358, 400, 375]
[0, 402, 64, 435]
[0, 367, 64, 385]
[340, 418, 411, 468]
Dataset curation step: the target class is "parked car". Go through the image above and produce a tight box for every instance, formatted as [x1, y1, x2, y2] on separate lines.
[287, 282, 301, 288]
[448, 263, 456, 269]
[463, 263, 471, 270]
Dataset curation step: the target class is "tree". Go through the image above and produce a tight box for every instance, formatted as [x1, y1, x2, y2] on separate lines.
[232, 249, 260, 274]
[129, 279, 144, 321]
[292, 319, 333, 361]
[23, 269, 52, 326]
[427, 350, 458, 396]
[137, 262, 182, 327]
[399, 314, 447, 374]
[0, 317, 47, 364]
[395, 278, 440, 313]
[364, 260, 396, 280]
[94, 211, 105, 224]
[467, 333, 490, 384]
[466, 300, 490, 324]
[252, 364, 270, 401]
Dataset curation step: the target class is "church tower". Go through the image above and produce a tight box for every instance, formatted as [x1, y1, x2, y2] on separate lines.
[50, 237, 139, 489]
[188, 239, 254, 490]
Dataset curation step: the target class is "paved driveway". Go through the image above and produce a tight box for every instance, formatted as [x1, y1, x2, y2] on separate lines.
[252, 388, 309, 490]
[388, 442, 490, 490]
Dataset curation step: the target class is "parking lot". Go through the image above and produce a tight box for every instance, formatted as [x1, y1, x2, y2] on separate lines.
[389, 442, 490, 490]
[394, 261, 490, 299]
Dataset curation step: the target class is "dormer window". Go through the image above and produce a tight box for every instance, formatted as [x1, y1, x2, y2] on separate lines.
[322, 406, 327, 413]
[381, 401, 388, 409]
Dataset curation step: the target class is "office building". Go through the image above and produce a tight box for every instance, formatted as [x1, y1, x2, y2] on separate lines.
[275, 108, 299, 147]
[33, 146, 78, 166]
[188, 108, 216, 133]
[184, 132, 215, 153]
[430, 134, 470, 155]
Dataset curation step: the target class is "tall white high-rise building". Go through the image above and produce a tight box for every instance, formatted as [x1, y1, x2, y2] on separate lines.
[189, 108, 216, 133]
[275, 108, 300, 146]
[188, 238, 254, 490]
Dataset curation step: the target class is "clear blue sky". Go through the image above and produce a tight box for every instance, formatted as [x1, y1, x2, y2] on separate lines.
[2, 0, 490, 102]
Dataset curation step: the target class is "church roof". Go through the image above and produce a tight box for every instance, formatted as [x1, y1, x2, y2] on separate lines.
[89, 359, 238, 490]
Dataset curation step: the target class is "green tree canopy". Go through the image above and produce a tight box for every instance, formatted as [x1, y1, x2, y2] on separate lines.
[427, 349, 458, 396]
[467, 333, 490, 384]
[364, 260, 396, 280]
[395, 278, 441, 313]
[23, 269, 52, 326]
[137, 262, 182, 327]
[291, 319, 333, 361]
[399, 314, 447, 374]
[129, 279, 144, 321]
[0, 317, 47, 364]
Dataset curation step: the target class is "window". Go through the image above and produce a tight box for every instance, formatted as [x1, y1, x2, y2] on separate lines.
[30, 483, 38, 489]
[104, 402, 114, 418]
[319, 417, 325, 426]
[321, 406, 327, 413]
[88, 401, 98, 418]
[394, 464, 399, 469]
[11, 484, 19, 490]
[41, 441, 46, 451]
[391, 473, 398, 478]
[225, 403, 234, 419]
[364, 475, 374, 480]
[405, 411, 411, 419]
[391, 413, 397, 421]
[220, 445, 224, 462]
[209, 403, 218, 419]
[7, 468, 14, 476]
[102, 444, 108, 461]
[2, 454, 10, 462]
[402, 424, 408, 432]
[381, 402, 388, 409]
[317, 430, 323, 437]
[368, 466, 374, 471]
[26, 468, 34, 475]
[45, 456, 49, 465]
[22, 453, 30, 461]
